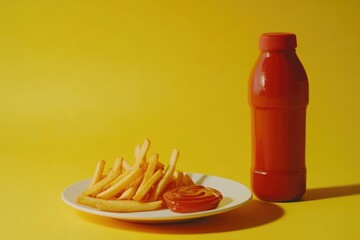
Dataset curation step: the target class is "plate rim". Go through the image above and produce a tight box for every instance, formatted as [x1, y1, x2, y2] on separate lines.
[62, 173, 252, 223]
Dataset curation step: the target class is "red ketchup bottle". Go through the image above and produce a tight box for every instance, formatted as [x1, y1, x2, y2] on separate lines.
[249, 33, 309, 202]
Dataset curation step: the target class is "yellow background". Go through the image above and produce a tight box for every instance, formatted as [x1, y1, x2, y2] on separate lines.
[1, 0, 359, 239]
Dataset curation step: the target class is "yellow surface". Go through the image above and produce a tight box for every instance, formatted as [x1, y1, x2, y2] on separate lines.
[1, 0, 359, 239]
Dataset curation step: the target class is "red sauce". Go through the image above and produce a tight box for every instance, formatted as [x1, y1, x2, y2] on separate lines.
[163, 185, 223, 213]
[249, 33, 309, 201]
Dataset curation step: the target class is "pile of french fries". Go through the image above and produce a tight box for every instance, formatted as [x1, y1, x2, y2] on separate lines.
[77, 138, 194, 212]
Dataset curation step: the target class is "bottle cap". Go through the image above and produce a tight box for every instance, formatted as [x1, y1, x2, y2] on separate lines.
[259, 32, 297, 51]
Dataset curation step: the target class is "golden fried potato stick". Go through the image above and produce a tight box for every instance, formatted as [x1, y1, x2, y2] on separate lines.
[82, 167, 121, 197]
[151, 148, 179, 200]
[183, 173, 195, 186]
[77, 195, 162, 212]
[96, 157, 124, 190]
[113, 157, 123, 173]
[173, 170, 184, 187]
[140, 153, 158, 186]
[88, 160, 105, 187]
[134, 144, 141, 158]
[120, 159, 132, 172]
[155, 161, 165, 171]
[105, 166, 133, 188]
[118, 175, 143, 200]
[133, 169, 163, 201]
[96, 166, 143, 199]
[134, 138, 151, 167]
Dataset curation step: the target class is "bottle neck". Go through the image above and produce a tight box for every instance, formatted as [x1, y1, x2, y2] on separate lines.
[261, 48, 296, 54]
[260, 49, 297, 58]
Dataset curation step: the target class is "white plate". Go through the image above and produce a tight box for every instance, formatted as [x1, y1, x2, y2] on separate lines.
[62, 173, 252, 223]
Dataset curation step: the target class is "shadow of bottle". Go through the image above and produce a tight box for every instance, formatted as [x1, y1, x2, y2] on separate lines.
[191, 199, 284, 232]
[302, 184, 360, 201]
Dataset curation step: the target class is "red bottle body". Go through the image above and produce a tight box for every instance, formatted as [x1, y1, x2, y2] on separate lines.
[249, 33, 309, 201]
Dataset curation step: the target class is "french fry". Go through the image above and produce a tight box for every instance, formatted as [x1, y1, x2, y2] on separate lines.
[77, 195, 162, 212]
[95, 157, 123, 190]
[121, 159, 132, 172]
[133, 169, 163, 201]
[140, 153, 158, 186]
[105, 165, 133, 188]
[155, 161, 165, 171]
[96, 166, 143, 199]
[113, 157, 123, 173]
[173, 170, 184, 187]
[183, 173, 195, 186]
[133, 138, 151, 167]
[134, 144, 141, 158]
[118, 175, 143, 200]
[82, 167, 121, 197]
[151, 148, 179, 200]
[88, 160, 105, 187]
